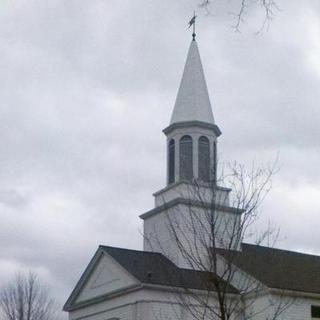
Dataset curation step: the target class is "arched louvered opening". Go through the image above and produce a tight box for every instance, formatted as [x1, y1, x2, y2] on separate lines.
[213, 141, 217, 183]
[168, 139, 175, 184]
[198, 136, 210, 182]
[179, 135, 193, 180]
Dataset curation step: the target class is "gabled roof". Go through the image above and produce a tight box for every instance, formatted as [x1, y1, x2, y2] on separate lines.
[219, 243, 320, 295]
[170, 40, 215, 125]
[64, 245, 238, 311]
[63, 247, 140, 311]
[101, 245, 238, 293]
[65, 243, 320, 312]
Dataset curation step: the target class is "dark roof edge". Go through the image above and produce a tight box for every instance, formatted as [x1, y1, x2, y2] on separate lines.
[242, 243, 320, 259]
[64, 281, 239, 312]
[142, 283, 239, 295]
[163, 121, 222, 137]
[139, 198, 243, 220]
[100, 245, 162, 256]
[63, 284, 143, 311]
[270, 287, 320, 298]
[63, 248, 104, 311]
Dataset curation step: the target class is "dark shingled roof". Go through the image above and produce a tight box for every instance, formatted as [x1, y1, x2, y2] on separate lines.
[101, 245, 238, 294]
[219, 243, 320, 294]
[64, 244, 320, 311]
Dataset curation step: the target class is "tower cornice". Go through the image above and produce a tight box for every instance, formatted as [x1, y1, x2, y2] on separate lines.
[139, 197, 243, 220]
[163, 120, 221, 137]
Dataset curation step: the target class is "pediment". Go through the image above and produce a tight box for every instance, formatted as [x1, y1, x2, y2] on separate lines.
[67, 249, 139, 307]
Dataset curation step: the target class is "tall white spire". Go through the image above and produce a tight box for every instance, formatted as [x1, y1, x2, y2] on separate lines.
[170, 40, 215, 125]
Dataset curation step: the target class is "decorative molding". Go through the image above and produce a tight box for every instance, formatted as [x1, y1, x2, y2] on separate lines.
[63, 249, 139, 312]
[90, 262, 120, 289]
[163, 121, 222, 137]
[139, 197, 243, 220]
[153, 180, 231, 197]
[64, 284, 143, 312]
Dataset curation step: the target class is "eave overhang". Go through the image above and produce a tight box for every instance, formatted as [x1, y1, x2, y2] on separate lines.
[163, 120, 222, 137]
[139, 197, 243, 220]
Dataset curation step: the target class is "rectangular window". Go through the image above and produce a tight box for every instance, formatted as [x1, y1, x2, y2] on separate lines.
[312, 305, 320, 318]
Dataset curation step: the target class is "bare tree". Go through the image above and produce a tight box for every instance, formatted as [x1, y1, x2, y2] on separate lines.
[146, 160, 295, 320]
[197, 0, 279, 32]
[0, 273, 58, 320]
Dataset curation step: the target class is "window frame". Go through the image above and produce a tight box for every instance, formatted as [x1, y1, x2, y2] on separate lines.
[198, 136, 210, 183]
[179, 135, 193, 181]
[312, 305, 320, 318]
[168, 139, 175, 184]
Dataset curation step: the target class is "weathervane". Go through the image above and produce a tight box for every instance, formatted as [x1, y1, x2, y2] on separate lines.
[188, 11, 197, 40]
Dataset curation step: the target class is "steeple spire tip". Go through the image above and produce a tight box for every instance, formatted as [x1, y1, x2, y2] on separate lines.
[169, 36, 215, 125]
[188, 12, 197, 41]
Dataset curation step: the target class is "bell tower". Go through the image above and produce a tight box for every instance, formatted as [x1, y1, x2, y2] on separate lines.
[140, 37, 241, 269]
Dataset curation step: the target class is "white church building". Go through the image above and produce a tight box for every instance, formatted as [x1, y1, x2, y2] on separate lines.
[64, 35, 320, 320]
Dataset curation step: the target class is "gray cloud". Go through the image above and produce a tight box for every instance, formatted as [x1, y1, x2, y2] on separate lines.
[0, 0, 319, 315]
[0, 189, 27, 207]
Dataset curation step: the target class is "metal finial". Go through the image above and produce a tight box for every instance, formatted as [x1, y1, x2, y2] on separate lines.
[188, 11, 197, 41]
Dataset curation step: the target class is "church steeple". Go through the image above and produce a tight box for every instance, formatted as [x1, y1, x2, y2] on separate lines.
[141, 36, 239, 266]
[164, 39, 221, 186]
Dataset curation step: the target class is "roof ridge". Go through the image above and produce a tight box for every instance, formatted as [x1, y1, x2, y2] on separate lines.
[99, 245, 170, 257]
[242, 242, 320, 258]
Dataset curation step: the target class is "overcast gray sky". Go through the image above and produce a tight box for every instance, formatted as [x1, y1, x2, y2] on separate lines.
[0, 0, 319, 314]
